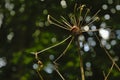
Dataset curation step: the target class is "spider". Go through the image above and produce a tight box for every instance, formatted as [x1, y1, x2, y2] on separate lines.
[34, 4, 101, 80]
[36, 4, 100, 62]
[33, 4, 120, 80]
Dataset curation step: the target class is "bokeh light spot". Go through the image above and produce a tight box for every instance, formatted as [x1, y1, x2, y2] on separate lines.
[102, 4, 108, 10]
[83, 25, 89, 31]
[116, 5, 120, 11]
[7, 32, 14, 41]
[33, 63, 38, 70]
[110, 8, 116, 14]
[44, 63, 54, 74]
[84, 43, 90, 52]
[104, 14, 110, 20]
[51, 37, 57, 43]
[110, 40, 117, 46]
[0, 57, 7, 68]
[60, 0, 67, 8]
[99, 28, 110, 40]
[78, 35, 85, 41]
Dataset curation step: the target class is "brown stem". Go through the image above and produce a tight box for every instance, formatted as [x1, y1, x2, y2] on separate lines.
[77, 38, 85, 80]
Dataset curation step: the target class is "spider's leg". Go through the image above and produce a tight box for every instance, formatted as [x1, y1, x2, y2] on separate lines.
[86, 10, 100, 25]
[73, 3, 78, 26]
[94, 33, 120, 71]
[87, 16, 99, 26]
[78, 5, 86, 27]
[83, 10, 100, 29]
[81, 16, 99, 33]
[54, 36, 74, 63]
[69, 14, 77, 26]
[90, 10, 101, 21]
[36, 68, 44, 80]
[36, 64, 44, 80]
[32, 35, 72, 55]
[53, 36, 74, 80]
[34, 53, 44, 80]
[104, 63, 114, 80]
[80, 8, 90, 27]
[60, 16, 72, 29]
[48, 15, 70, 30]
[74, 3, 77, 14]
[69, 4, 78, 26]
[54, 65, 65, 80]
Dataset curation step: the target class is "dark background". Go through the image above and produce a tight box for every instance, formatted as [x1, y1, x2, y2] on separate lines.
[0, 0, 120, 80]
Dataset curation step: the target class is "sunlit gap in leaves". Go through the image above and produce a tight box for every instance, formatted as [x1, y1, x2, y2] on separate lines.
[35, 8, 49, 28]
[85, 62, 93, 77]
[7, 32, 14, 42]
[60, 0, 67, 8]
[0, 57, 7, 68]
[5, 0, 15, 16]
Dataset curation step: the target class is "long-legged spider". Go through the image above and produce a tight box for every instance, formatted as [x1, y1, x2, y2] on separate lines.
[34, 4, 100, 80]
[33, 4, 120, 80]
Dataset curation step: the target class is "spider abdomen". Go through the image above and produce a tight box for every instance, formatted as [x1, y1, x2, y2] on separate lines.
[71, 26, 81, 36]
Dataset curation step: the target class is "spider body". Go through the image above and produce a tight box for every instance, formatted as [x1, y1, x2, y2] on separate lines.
[35, 4, 104, 80]
[71, 26, 82, 36]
